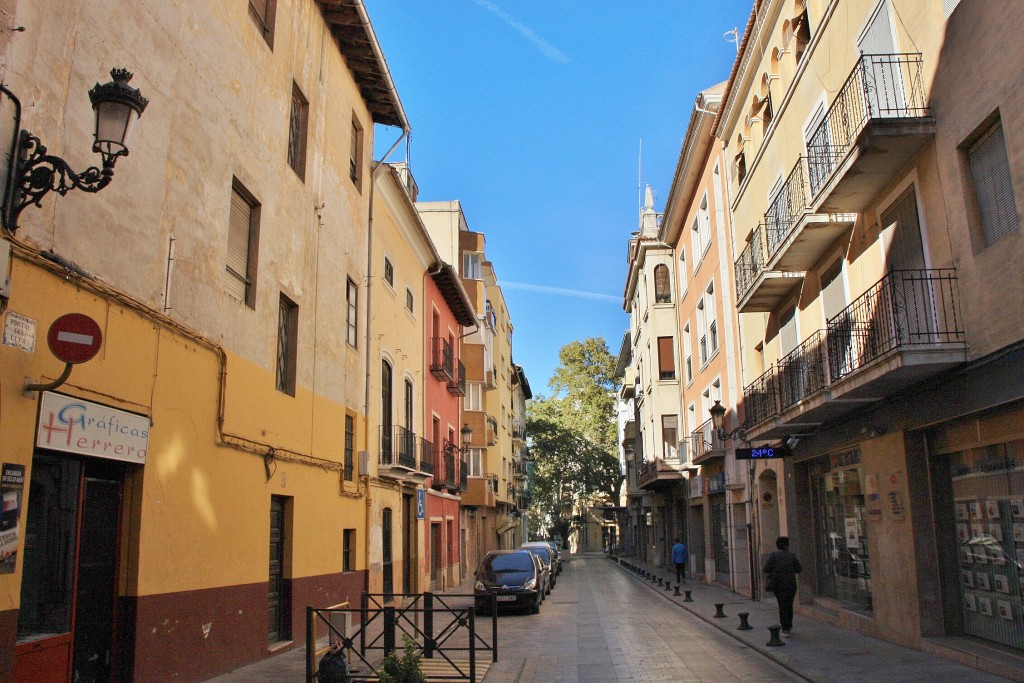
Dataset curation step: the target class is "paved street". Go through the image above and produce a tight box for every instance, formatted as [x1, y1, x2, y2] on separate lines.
[209, 553, 1017, 683]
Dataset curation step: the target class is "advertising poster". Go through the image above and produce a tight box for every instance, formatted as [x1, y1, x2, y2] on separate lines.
[0, 463, 25, 574]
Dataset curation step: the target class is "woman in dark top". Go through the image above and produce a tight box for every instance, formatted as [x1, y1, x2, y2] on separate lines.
[763, 536, 802, 636]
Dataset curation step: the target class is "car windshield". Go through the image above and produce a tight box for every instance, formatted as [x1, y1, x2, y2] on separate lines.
[485, 553, 534, 573]
[525, 547, 551, 564]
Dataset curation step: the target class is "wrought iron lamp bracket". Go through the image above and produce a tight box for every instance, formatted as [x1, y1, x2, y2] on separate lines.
[10, 130, 116, 226]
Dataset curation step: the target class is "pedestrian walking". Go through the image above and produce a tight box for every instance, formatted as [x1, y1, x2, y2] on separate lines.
[763, 536, 802, 637]
[671, 537, 688, 584]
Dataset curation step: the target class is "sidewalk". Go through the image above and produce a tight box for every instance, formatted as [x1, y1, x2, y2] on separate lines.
[609, 554, 1021, 683]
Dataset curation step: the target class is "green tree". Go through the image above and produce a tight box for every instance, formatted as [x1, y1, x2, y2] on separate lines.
[526, 337, 622, 542]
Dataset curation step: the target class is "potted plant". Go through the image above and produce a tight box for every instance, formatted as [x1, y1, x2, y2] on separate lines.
[377, 634, 426, 683]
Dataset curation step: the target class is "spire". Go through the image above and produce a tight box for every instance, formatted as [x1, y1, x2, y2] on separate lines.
[639, 184, 660, 237]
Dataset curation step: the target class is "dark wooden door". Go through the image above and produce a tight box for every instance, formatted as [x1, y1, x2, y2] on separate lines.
[382, 507, 393, 602]
[268, 497, 286, 643]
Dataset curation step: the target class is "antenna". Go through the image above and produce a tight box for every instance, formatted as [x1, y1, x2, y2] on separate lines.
[724, 27, 739, 54]
[638, 139, 643, 230]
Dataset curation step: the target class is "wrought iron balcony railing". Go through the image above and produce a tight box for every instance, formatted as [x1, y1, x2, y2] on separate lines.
[419, 438, 434, 475]
[743, 366, 781, 428]
[393, 425, 418, 469]
[447, 359, 466, 396]
[430, 337, 454, 381]
[690, 417, 723, 461]
[827, 268, 963, 382]
[444, 451, 456, 489]
[735, 223, 771, 302]
[807, 53, 929, 197]
[778, 329, 829, 410]
[765, 157, 812, 257]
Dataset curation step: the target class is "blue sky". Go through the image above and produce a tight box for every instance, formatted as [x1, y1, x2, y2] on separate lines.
[366, 1, 752, 395]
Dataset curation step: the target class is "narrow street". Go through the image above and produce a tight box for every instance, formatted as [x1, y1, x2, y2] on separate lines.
[479, 554, 800, 683]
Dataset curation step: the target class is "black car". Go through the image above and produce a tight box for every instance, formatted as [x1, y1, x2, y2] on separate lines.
[520, 543, 556, 591]
[474, 549, 542, 615]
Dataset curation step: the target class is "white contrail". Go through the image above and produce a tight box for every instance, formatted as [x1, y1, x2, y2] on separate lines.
[469, 0, 570, 64]
[502, 281, 619, 303]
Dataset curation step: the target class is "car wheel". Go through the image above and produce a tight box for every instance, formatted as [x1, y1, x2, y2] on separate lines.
[531, 597, 541, 614]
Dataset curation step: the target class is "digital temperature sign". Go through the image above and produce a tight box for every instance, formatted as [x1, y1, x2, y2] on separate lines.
[735, 446, 791, 460]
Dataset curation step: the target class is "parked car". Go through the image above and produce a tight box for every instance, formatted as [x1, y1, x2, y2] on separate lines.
[474, 549, 542, 615]
[524, 540, 561, 576]
[520, 543, 556, 591]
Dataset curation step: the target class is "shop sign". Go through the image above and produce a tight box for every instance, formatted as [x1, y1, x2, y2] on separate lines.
[1, 311, 36, 353]
[0, 463, 25, 574]
[416, 489, 425, 520]
[36, 391, 150, 464]
[689, 475, 703, 498]
[707, 471, 726, 495]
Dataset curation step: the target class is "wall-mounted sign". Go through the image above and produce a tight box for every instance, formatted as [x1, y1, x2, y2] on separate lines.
[36, 391, 150, 464]
[707, 471, 726, 495]
[1, 311, 36, 352]
[416, 489, 425, 520]
[736, 446, 791, 460]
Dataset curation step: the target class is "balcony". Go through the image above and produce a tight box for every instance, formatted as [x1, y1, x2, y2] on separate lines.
[419, 438, 435, 476]
[742, 269, 966, 440]
[462, 474, 496, 507]
[735, 223, 803, 313]
[447, 359, 466, 396]
[764, 158, 855, 273]
[486, 415, 499, 446]
[807, 53, 935, 214]
[379, 426, 431, 483]
[826, 268, 966, 399]
[636, 457, 686, 490]
[430, 337, 454, 382]
[690, 418, 725, 465]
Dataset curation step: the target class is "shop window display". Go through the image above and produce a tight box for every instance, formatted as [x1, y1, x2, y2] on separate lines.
[950, 439, 1023, 651]
[809, 448, 873, 614]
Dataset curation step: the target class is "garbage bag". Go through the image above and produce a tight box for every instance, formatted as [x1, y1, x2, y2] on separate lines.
[317, 646, 350, 683]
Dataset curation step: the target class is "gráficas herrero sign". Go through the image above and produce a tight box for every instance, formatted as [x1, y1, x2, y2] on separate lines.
[36, 391, 150, 464]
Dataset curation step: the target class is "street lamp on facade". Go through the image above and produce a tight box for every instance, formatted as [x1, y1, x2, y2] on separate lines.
[709, 400, 750, 444]
[3, 68, 149, 232]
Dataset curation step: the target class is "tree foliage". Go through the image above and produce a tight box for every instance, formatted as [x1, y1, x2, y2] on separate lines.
[526, 337, 622, 541]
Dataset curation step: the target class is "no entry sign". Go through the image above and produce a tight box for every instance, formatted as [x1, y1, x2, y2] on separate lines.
[47, 313, 103, 364]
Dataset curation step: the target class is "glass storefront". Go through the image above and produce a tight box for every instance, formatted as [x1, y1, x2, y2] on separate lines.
[948, 439, 1024, 651]
[808, 447, 873, 614]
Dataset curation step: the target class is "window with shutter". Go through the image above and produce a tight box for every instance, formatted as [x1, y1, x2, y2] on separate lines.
[227, 181, 259, 308]
[248, 0, 276, 49]
[277, 294, 298, 395]
[657, 337, 675, 380]
[662, 415, 678, 460]
[820, 260, 847, 321]
[350, 116, 364, 189]
[968, 119, 1020, 247]
[346, 278, 358, 347]
[288, 84, 308, 179]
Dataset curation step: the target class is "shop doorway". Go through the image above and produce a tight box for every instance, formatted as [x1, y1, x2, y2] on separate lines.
[382, 507, 394, 602]
[16, 454, 127, 683]
[759, 469, 780, 565]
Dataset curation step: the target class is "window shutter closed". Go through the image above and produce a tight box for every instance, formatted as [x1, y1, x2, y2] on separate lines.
[226, 189, 251, 301]
[821, 260, 846, 321]
[658, 337, 675, 378]
[969, 121, 1019, 246]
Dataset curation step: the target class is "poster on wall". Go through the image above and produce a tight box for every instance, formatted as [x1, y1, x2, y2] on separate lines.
[0, 463, 25, 574]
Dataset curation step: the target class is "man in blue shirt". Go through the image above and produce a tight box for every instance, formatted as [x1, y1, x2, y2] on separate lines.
[671, 538, 689, 584]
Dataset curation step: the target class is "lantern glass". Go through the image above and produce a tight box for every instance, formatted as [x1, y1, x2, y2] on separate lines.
[93, 100, 139, 157]
[461, 423, 473, 447]
[710, 400, 726, 431]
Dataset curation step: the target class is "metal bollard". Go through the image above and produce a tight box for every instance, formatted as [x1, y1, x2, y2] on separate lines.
[664, 581, 672, 592]
[713, 603, 726, 618]
[737, 612, 752, 630]
[650, 574, 657, 583]
[684, 590, 694, 602]
[673, 584, 681, 596]
[657, 577, 664, 586]
[766, 625, 786, 646]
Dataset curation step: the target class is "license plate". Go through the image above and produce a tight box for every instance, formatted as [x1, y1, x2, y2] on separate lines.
[496, 595, 517, 602]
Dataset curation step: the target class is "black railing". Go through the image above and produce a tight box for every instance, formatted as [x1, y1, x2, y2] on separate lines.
[778, 330, 829, 410]
[306, 592, 498, 683]
[807, 53, 929, 196]
[394, 425, 417, 469]
[735, 223, 770, 302]
[445, 451, 457, 489]
[827, 268, 963, 382]
[379, 426, 394, 466]
[430, 337, 454, 381]
[765, 158, 812, 257]
[448, 359, 466, 396]
[419, 438, 435, 475]
[690, 417, 722, 460]
[743, 367, 780, 427]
